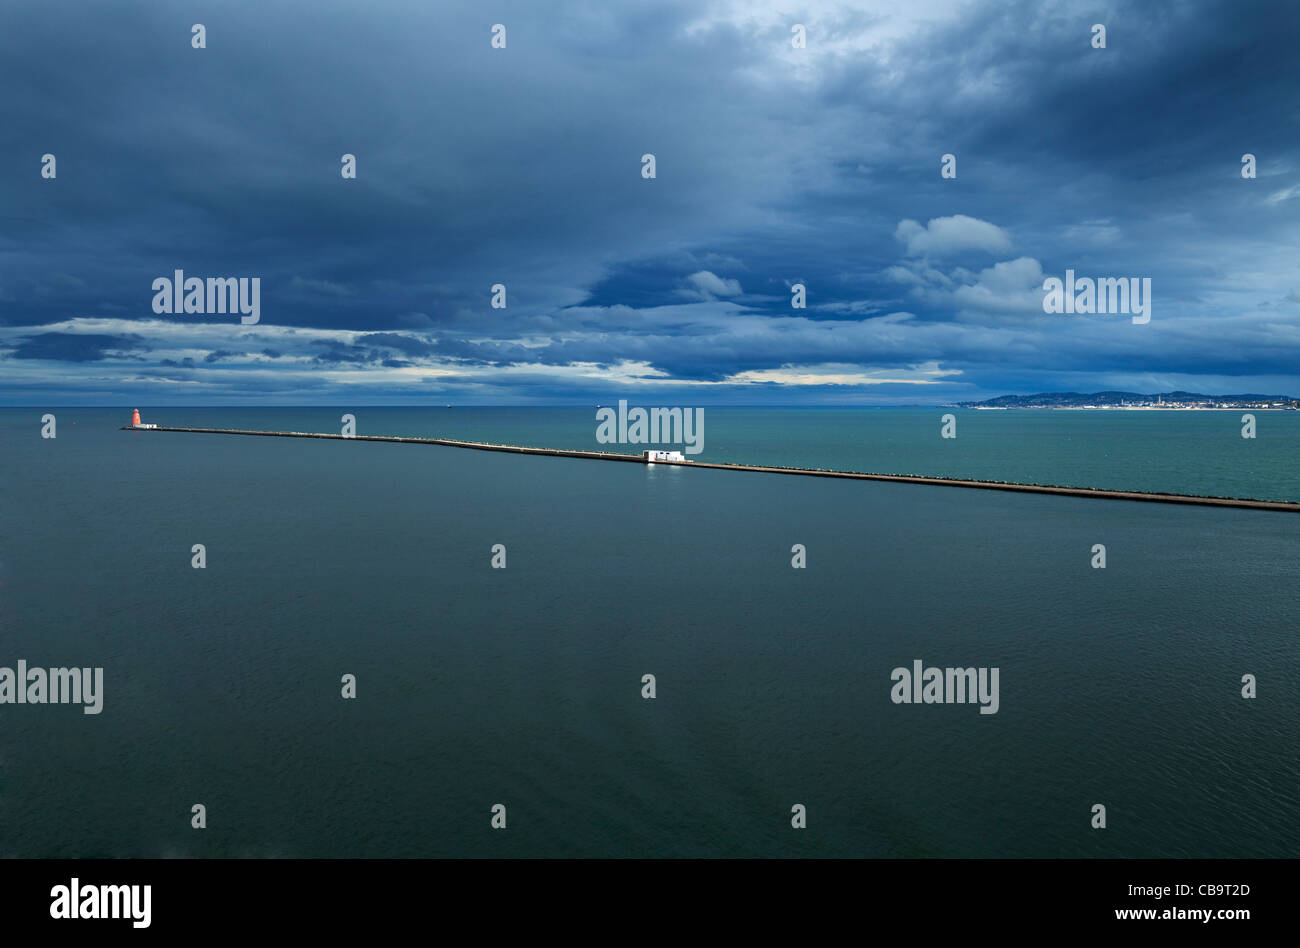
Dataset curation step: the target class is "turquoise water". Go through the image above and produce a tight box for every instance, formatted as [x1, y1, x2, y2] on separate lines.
[53, 405, 1300, 501]
[1, 408, 1297, 857]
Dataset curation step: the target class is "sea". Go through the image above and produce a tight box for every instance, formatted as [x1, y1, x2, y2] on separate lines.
[1, 406, 1297, 857]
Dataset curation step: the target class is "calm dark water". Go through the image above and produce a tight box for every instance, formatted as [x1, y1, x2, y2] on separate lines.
[1, 408, 1297, 857]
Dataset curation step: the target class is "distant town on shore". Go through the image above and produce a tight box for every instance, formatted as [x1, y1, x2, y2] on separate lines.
[957, 391, 1300, 410]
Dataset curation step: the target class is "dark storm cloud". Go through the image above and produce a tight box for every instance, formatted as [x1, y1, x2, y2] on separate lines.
[9, 332, 144, 362]
[312, 342, 377, 365]
[1, 0, 1297, 403]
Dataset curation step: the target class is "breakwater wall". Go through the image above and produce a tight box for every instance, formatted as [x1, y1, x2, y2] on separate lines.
[121, 426, 1300, 513]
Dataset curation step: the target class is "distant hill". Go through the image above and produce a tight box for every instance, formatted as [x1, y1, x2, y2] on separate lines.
[958, 391, 1299, 408]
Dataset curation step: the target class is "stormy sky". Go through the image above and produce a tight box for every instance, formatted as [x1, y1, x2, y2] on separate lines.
[2, 0, 1297, 404]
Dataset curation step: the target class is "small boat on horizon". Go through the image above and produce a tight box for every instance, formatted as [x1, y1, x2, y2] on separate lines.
[643, 449, 688, 463]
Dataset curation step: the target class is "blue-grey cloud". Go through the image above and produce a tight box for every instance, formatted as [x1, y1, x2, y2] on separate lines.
[1, 0, 1297, 403]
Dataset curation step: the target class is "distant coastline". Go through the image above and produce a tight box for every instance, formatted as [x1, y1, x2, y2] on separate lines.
[957, 390, 1299, 410]
[968, 405, 1290, 411]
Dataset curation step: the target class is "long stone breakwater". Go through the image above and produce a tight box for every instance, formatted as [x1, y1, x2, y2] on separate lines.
[122, 426, 1300, 513]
